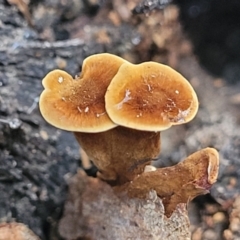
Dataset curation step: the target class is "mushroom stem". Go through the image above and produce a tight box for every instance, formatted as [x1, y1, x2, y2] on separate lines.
[74, 126, 161, 184]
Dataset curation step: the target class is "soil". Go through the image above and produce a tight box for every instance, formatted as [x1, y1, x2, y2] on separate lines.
[1, 0, 240, 239]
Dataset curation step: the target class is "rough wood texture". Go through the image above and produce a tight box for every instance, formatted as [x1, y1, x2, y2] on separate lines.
[59, 170, 191, 240]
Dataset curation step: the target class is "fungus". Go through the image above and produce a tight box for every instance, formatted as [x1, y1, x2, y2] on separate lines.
[41, 53, 144, 182]
[105, 61, 198, 131]
[39, 53, 127, 133]
[40, 54, 199, 184]
[39, 55, 220, 238]
[76, 61, 199, 183]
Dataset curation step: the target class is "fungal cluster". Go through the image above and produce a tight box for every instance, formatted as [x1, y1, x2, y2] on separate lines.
[39, 53, 219, 216]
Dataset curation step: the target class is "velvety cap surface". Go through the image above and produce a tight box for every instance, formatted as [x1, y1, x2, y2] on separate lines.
[40, 53, 127, 132]
[105, 62, 198, 131]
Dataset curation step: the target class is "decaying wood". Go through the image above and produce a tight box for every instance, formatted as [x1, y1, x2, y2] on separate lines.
[59, 170, 191, 240]
[59, 148, 219, 239]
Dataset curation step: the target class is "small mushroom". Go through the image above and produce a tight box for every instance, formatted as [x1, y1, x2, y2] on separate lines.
[76, 58, 199, 183]
[40, 54, 199, 184]
[39, 53, 127, 133]
[40, 53, 137, 182]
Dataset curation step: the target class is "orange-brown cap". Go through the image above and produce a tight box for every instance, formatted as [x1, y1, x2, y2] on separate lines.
[105, 62, 198, 131]
[39, 53, 127, 133]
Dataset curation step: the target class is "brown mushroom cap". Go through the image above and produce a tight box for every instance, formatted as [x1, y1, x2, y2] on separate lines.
[105, 62, 199, 131]
[39, 53, 127, 133]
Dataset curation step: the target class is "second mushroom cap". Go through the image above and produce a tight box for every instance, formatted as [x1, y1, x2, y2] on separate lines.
[105, 62, 199, 131]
